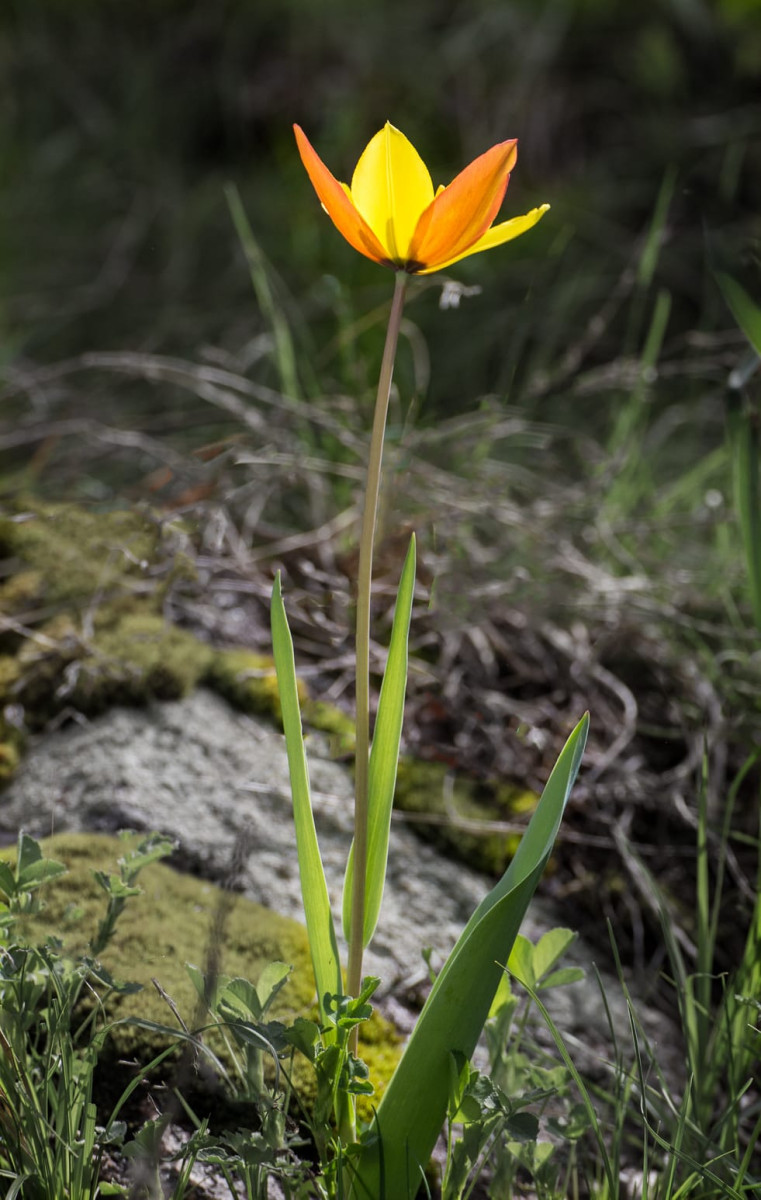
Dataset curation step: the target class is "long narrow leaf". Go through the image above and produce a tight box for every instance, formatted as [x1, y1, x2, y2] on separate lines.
[343, 535, 416, 947]
[350, 713, 589, 1200]
[718, 274, 761, 628]
[271, 572, 342, 1023]
[728, 404, 761, 632]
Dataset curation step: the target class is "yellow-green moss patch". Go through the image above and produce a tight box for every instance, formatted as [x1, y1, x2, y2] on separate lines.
[0, 503, 163, 611]
[0, 568, 45, 617]
[394, 758, 537, 877]
[302, 698, 356, 757]
[3, 832, 314, 1045]
[0, 832, 399, 1116]
[204, 647, 299, 722]
[83, 610, 213, 711]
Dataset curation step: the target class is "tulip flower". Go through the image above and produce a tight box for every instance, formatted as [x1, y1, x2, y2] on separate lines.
[294, 121, 548, 274]
[277, 120, 587, 1193]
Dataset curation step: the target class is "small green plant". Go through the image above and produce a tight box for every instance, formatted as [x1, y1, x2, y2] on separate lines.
[179, 959, 316, 1197]
[0, 831, 177, 1200]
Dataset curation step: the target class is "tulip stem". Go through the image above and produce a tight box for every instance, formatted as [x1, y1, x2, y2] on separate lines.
[348, 272, 407, 1031]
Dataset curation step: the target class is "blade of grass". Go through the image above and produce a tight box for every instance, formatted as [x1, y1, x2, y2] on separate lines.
[226, 181, 301, 401]
[727, 400, 761, 632]
[694, 754, 712, 1097]
[271, 572, 342, 1024]
[718, 274, 761, 359]
[342, 535, 416, 948]
[638, 166, 676, 290]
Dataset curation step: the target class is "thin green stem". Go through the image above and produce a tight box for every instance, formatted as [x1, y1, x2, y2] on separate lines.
[347, 271, 407, 1015]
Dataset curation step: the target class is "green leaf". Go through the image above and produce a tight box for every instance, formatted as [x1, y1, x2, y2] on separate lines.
[271, 572, 342, 1024]
[221, 977, 263, 1021]
[508, 924, 584, 991]
[343, 535, 416, 947]
[539, 967, 585, 991]
[92, 871, 142, 900]
[255, 961, 292, 1014]
[17, 858, 67, 890]
[507, 934, 535, 989]
[284, 1016, 321, 1060]
[487, 970, 514, 1019]
[505, 1110, 540, 1142]
[350, 713, 589, 1200]
[532, 927, 577, 980]
[119, 834, 176, 879]
[718, 273, 761, 358]
[16, 832, 42, 876]
[447, 1049, 471, 1121]
[186, 961, 229, 1010]
[0, 861, 17, 900]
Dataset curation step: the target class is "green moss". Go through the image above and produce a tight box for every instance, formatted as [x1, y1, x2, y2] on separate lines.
[0, 568, 45, 622]
[302, 698, 356, 757]
[394, 758, 537, 876]
[0, 502, 214, 732]
[1, 832, 311, 1039]
[0, 606, 211, 724]
[205, 647, 304, 722]
[0, 502, 162, 610]
[83, 610, 213, 710]
[0, 832, 399, 1115]
[0, 739, 20, 780]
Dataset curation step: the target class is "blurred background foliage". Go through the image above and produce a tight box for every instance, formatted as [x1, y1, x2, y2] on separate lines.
[1, 0, 760, 617]
[1, 0, 759, 393]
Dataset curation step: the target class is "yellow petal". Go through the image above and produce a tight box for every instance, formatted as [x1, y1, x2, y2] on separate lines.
[409, 139, 518, 270]
[350, 123, 434, 263]
[293, 124, 391, 266]
[417, 204, 549, 273]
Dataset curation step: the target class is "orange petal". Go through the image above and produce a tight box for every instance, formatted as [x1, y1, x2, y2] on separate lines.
[408, 139, 518, 270]
[294, 125, 392, 266]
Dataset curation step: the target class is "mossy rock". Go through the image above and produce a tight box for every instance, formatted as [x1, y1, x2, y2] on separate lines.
[0, 501, 207, 724]
[302, 698, 356, 757]
[0, 499, 360, 775]
[205, 647, 300, 722]
[0, 502, 165, 614]
[3, 832, 314, 1045]
[394, 758, 538, 877]
[0, 832, 399, 1118]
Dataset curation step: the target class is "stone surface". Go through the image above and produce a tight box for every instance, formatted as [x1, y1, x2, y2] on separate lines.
[0, 688, 679, 1071]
